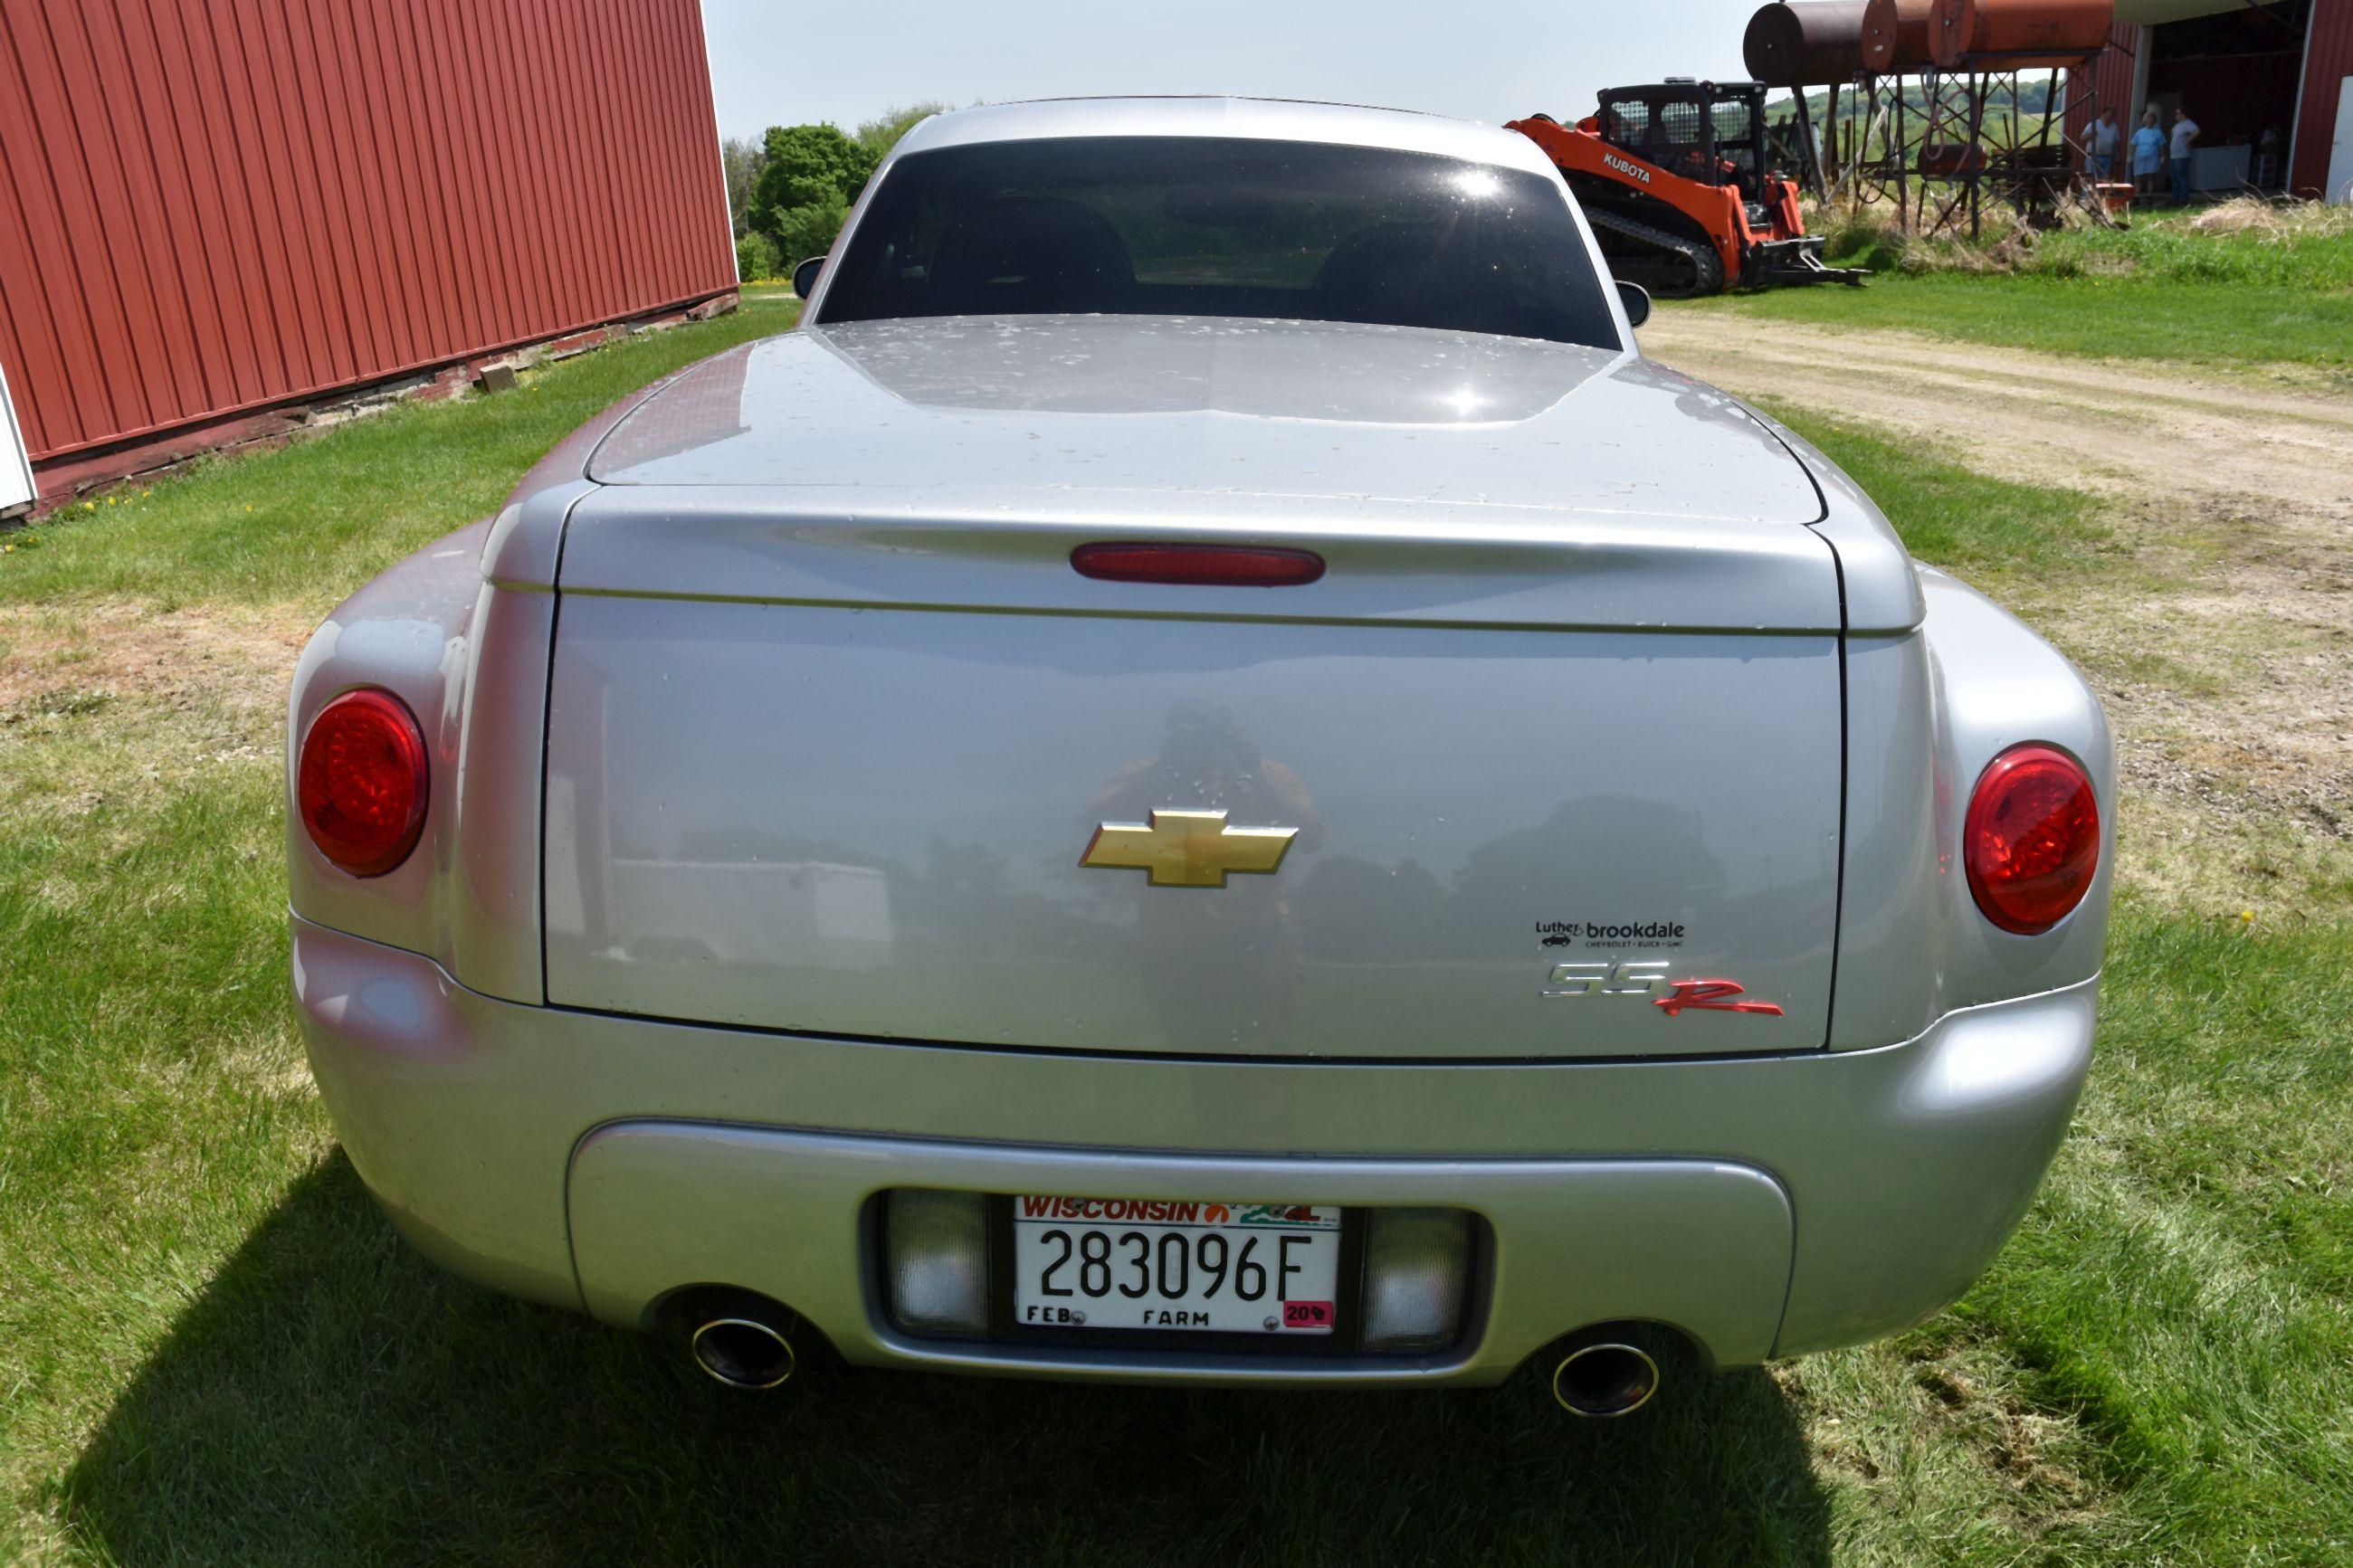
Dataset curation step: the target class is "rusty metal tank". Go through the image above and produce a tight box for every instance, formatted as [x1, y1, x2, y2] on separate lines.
[1744, 3, 1870, 87]
[1930, 0, 2113, 68]
[1860, 0, 1937, 73]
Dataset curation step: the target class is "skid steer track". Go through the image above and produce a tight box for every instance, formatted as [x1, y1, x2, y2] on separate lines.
[1586, 207, 1726, 299]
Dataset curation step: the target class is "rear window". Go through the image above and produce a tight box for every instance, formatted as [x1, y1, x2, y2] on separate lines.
[815, 136, 1620, 349]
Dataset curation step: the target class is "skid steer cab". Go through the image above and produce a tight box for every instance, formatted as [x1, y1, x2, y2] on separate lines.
[1509, 80, 1867, 299]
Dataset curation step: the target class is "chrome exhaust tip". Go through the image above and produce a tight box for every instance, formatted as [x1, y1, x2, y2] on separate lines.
[689, 1308, 798, 1391]
[1550, 1334, 1660, 1418]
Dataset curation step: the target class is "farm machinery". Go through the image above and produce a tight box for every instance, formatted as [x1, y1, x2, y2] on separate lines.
[1508, 80, 1868, 298]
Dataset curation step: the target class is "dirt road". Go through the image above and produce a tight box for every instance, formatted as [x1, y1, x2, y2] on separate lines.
[1641, 313, 2353, 534]
[1642, 312, 2352, 913]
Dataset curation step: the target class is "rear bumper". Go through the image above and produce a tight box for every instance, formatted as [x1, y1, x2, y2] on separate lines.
[292, 914, 2095, 1383]
[571, 1126, 1792, 1383]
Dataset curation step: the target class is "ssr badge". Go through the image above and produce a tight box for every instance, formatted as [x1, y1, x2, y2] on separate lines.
[1653, 979, 1784, 1017]
[1543, 961, 1783, 1017]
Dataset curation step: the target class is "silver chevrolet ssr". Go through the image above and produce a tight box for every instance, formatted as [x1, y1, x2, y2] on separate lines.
[288, 99, 2111, 1414]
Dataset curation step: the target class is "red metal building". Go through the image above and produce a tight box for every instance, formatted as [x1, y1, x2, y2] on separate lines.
[0, 0, 737, 512]
[2071, 0, 2353, 200]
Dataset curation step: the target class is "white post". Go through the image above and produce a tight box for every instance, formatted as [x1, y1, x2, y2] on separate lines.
[2282, 3, 2318, 195]
[2329, 78, 2353, 204]
[2129, 24, 2152, 126]
[0, 359, 34, 518]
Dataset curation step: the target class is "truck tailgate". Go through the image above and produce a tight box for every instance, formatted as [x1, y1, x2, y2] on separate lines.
[542, 534, 1843, 1060]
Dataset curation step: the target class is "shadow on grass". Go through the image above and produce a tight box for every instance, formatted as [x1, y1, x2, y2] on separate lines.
[61, 1156, 1829, 1566]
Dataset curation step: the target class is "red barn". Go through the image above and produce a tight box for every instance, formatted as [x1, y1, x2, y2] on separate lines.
[2072, 0, 2353, 199]
[0, 0, 738, 516]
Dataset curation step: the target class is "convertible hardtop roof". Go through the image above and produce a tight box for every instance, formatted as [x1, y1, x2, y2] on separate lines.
[890, 96, 1564, 183]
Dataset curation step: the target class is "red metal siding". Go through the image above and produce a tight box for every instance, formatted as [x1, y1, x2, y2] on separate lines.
[2292, 0, 2353, 195]
[0, 0, 734, 468]
[2066, 22, 2143, 156]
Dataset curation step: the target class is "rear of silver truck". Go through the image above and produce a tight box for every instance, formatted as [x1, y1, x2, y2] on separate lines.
[285, 101, 2111, 1399]
[286, 320, 2110, 1396]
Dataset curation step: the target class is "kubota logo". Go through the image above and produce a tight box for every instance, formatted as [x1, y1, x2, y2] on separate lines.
[1603, 152, 1653, 185]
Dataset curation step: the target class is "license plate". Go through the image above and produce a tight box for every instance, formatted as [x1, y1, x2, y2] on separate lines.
[1011, 1196, 1343, 1335]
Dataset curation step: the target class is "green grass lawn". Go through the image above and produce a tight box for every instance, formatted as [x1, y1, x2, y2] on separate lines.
[1672, 207, 2353, 376]
[0, 288, 799, 613]
[5, 291, 2350, 1563]
[1672, 272, 2353, 377]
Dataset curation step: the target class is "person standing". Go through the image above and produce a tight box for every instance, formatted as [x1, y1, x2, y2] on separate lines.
[2129, 109, 2167, 200]
[2085, 107, 2122, 182]
[2169, 107, 2201, 205]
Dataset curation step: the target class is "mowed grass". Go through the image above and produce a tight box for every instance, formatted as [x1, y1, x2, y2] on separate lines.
[1679, 271, 2353, 378]
[0, 285, 799, 613]
[1672, 208, 2353, 376]
[1761, 402, 2115, 593]
[5, 295, 2351, 1563]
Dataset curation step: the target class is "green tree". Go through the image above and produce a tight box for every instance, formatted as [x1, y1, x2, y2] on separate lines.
[773, 199, 850, 266]
[749, 123, 876, 262]
[719, 135, 767, 237]
[735, 230, 780, 280]
[854, 101, 954, 161]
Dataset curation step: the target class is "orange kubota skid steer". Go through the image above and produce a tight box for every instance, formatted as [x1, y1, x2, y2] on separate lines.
[1509, 80, 1867, 298]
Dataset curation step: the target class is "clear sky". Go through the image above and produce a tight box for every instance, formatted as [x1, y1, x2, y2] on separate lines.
[700, 0, 1777, 142]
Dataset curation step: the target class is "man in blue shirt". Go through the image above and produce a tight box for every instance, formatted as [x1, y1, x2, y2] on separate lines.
[2085, 108, 2121, 181]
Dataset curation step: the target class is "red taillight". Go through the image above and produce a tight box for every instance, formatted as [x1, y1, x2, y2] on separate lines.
[1072, 542, 1326, 587]
[298, 689, 428, 878]
[1964, 744, 2099, 935]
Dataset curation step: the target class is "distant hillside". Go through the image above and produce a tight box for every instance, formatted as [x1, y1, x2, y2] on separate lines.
[1767, 75, 2063, 130]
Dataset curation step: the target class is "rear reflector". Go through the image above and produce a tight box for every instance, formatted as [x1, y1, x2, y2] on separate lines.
[1360, 1207, 1473, 1352]
[1072, 542, 1325, 587]
[885, 1189, 990, 1335]
[298, 689, 428, 878]
[1964, 743, 2100, 935]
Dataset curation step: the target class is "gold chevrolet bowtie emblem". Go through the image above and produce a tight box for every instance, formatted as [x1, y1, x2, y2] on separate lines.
[1081, 809, 1300, 889]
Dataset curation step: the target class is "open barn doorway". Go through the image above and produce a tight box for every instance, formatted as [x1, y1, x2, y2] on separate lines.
[2143, 0, 2311, 192]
